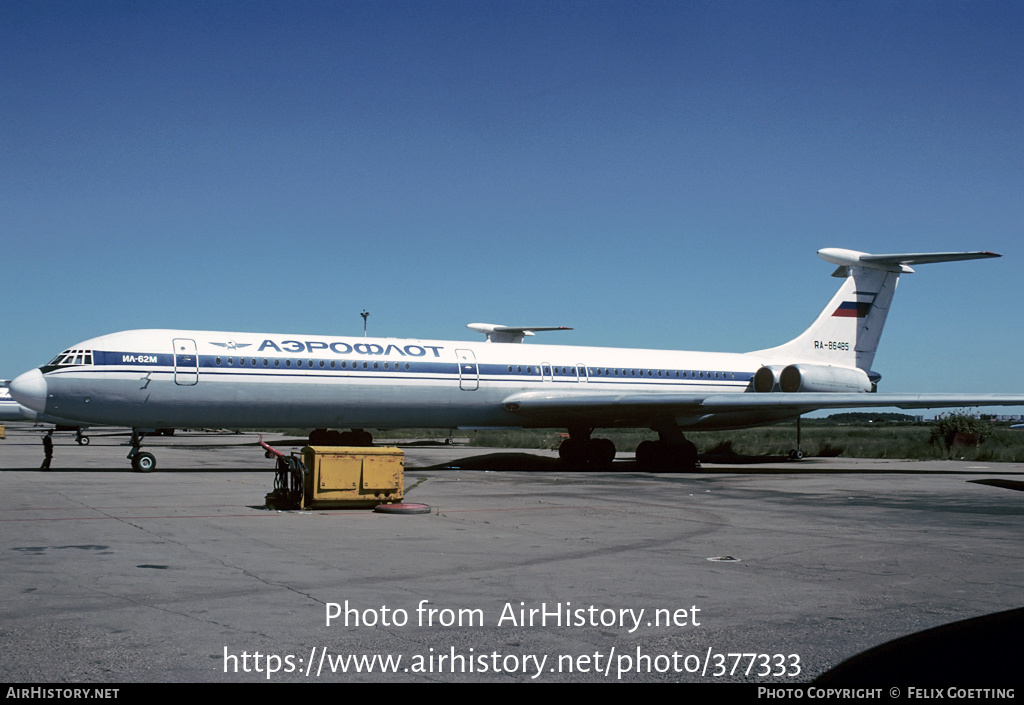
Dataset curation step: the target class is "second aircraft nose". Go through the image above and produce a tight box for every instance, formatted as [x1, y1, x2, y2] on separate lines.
[9, 369, 48, 414]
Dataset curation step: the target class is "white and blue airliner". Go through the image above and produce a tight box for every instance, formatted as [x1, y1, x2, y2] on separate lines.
[9, 248, 1024, 472]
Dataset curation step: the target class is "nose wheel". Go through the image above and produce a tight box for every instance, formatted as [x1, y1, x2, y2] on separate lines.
[128, 430, 157, 472]
[131, 452, 156, 472]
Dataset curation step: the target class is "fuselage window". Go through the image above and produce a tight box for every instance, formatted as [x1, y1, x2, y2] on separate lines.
[274, 359, 280, 367]
[216, 357, 222, 365]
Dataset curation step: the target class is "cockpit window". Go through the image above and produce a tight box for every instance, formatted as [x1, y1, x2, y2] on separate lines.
[47, 349, 93, 367]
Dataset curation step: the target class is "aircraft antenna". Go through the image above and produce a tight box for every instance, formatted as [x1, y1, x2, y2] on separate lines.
[361, 310, 370, 337]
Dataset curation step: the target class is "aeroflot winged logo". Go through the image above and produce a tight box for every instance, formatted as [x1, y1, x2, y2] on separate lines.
[210, 341, 252, 350]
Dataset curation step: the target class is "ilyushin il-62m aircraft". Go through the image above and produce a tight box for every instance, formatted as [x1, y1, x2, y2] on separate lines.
[9, 248, 1024, 472]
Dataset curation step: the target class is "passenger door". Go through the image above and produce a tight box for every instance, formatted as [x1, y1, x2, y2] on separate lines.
[173, 338, 198, 386]
[456, 349, 479, 391]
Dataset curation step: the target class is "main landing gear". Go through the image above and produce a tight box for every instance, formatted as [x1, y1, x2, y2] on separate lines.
[308, 428, 374, 446]
[635, 426, 699, 471]
[557, 426, 701, 471]
[558, 428, 616, 469]
[635, 439, 699, 470]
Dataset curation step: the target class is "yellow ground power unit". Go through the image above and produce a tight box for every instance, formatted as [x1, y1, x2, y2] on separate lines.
[300, 446, 404, 508]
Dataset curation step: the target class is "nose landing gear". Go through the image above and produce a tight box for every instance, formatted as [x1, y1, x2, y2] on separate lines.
[128, 430, 157, 472]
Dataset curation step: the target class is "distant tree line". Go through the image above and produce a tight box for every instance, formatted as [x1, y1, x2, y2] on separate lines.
[824, 412, 917, 423]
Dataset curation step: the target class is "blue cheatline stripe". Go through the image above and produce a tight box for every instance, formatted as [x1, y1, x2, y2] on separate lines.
[79, 350, 754, 387]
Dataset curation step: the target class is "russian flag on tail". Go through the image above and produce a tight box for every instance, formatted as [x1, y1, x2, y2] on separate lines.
[832, 301, 873, 317]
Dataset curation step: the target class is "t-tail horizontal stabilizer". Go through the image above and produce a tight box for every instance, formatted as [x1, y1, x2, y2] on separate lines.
[818, 248, 1000, 275]
[754, 248, 1000, 374]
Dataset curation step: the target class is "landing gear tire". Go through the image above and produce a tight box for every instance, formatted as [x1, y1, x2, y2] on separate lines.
[309, 429, 374, 446]
[635, 440, 658, 468]
[586, 438, 616, 468]
[558, 438, 587, 467]
[635, 440, 699, 471]
[788, 449, 804, 460]
[558, 437, 617, 469]
[77, 436, 90, 446]
[132, 452, 156, 473]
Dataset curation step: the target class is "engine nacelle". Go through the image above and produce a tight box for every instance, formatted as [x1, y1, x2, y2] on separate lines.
[779, 364, 873, 393]
[753, 366, 784, 393]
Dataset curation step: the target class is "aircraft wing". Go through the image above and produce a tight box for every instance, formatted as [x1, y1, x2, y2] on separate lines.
[699, 393, 1024, 412]
[501, 390, 1024, 418]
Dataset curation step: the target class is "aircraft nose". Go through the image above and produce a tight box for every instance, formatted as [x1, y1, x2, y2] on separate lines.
[9, 369, 48, 413]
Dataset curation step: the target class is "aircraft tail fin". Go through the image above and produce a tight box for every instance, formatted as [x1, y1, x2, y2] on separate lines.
[753, 248, 1000, 372]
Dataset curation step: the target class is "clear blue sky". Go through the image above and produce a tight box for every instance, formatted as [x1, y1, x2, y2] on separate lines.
[2, 1, 1022, 409]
